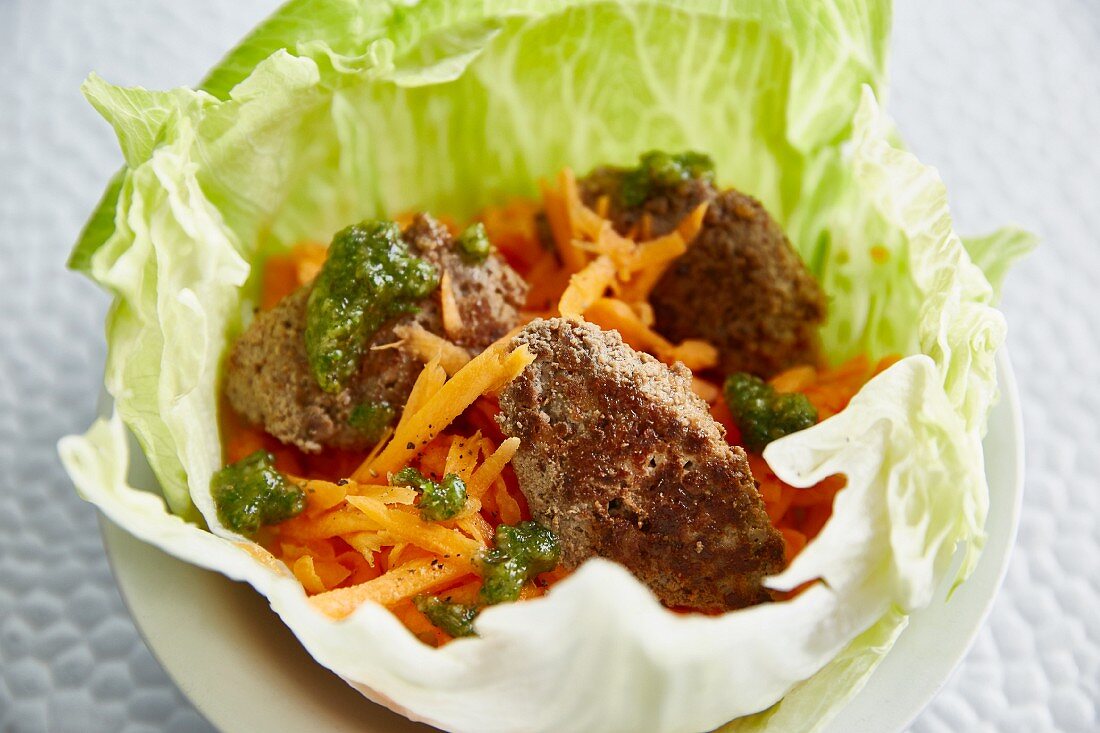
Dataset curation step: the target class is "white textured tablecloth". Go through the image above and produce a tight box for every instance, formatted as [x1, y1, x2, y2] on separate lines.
[1, 1, 1097, 731]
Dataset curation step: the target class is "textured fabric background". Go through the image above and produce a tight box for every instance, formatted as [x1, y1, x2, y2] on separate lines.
[1, 1, 1096, 731]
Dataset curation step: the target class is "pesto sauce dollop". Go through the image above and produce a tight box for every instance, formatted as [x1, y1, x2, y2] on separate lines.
[210, 451, 305, 537]
[393, 467, 468, 522]
[456, 222, 491, 263]
[619, 150, 716, 208]
[348, 400, 396, 443]
[478, 521, 561, 605]
[305, 220, 439, 393]
[413, 595, 479, 638]
[723, 372, 818, 453]
[414, 521, 562, 637]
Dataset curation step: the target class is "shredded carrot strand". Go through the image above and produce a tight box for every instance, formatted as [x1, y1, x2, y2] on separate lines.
[558, 255, 617, 318]
[440, 271, 465, 340]
[358, 342, 533, 479]
[310, 556, 475, 618]
[584, 298, 718, 371]
[467, 437, 521, 499]
[560, 167, 605, 241]
[540, 181, 587, 273]
[393, 323, 471, 376]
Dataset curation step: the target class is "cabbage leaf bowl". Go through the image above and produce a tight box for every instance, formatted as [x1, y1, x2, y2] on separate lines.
[60, 1, 1033, 731]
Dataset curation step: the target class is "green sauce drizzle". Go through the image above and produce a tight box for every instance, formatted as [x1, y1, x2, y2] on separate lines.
[392, 467, 468, 522]
[305, 220, 439, 393]
[456, 222, 491, 263]
[723, 372, 818, 453]
[413, 595, 479, 638]
[348, 400, 396, 443]
[211, 451, 305, 537]
[411, 521, 561, 638]
[478, 521, 561, 605]
[619, 150, 716, 208]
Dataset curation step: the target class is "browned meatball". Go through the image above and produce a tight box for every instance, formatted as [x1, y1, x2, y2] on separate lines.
[650, 189, 826, 377]
[497, 318, 785, 611]
[580, 165, 716, 238]
[225, 214, 527, 453]
[580, 167, 826, 377]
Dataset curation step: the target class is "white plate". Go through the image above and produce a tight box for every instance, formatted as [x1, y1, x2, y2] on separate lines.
[101, 353, 1023, 733]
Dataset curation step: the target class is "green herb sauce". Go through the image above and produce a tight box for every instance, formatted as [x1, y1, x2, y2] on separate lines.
[456, 222, 491, 263]
[478, 521, 561, 605]
[413, 595, 479, 638]
[348, 400, 396, 443]
[392, 466, 468, 522]
[210, 451, 305, 537]
[305, 220, 439, 393]
[619, 150, 716, 208]
[723, 372, 818, 453]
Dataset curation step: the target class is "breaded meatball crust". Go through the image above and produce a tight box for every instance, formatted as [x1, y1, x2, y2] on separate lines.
[497, 318, 785, 611]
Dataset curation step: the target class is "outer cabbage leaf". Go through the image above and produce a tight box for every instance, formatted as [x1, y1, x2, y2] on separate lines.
[61, 1, 1031, 731]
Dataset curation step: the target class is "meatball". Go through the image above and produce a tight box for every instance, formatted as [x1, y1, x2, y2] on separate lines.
[497, 318, 785, 611]
[580, 167, 826, 377]
[226, 214, 527, 453]
[580, 165, 716, 238]
[650, 189, 826, 377]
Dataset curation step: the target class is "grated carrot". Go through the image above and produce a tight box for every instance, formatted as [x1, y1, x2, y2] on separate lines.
[346, 532, 384, 566]
[780, 527, 808, 565]
[344, 556, 384, 586]
[769, 365, 817, 394]
[595, 195, 611, 219]
[281, 539, 337, 562]
[467, 437, 520, 499]
[293, 556, 328, 595]
[393, 323, 471, 376]
[667, 340, 720, 371]
[478, 198, 543, 273]
[621, 231, 687, 274]
[345, 496, 482, 559]
[540, 181, 587, 273]
[345, 482, 419, 505]
[440, 271, 465, 340]
[310, 556, 475, 618]
[260, 243, 328, 310]
[584, 298, 718, 371]
[395, 358, 447, 433]
[439, 580, 482, 606]
[261, 256, 299, 311]
[523, 251, 571, 311]
[558, 255, 617, 318]
[358, 341, 533, 479]
[495, 479, 523, 526]
[677, 203, 709, 244]
[278, 508, 382, 541]
[455, 513, 493, 546]
[616, 263, 667, 303]
[295, 479, 348, 516]
[560, 167, 605, 241]
[631, 300, 656, 327]
[690, 377, 721, 405]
